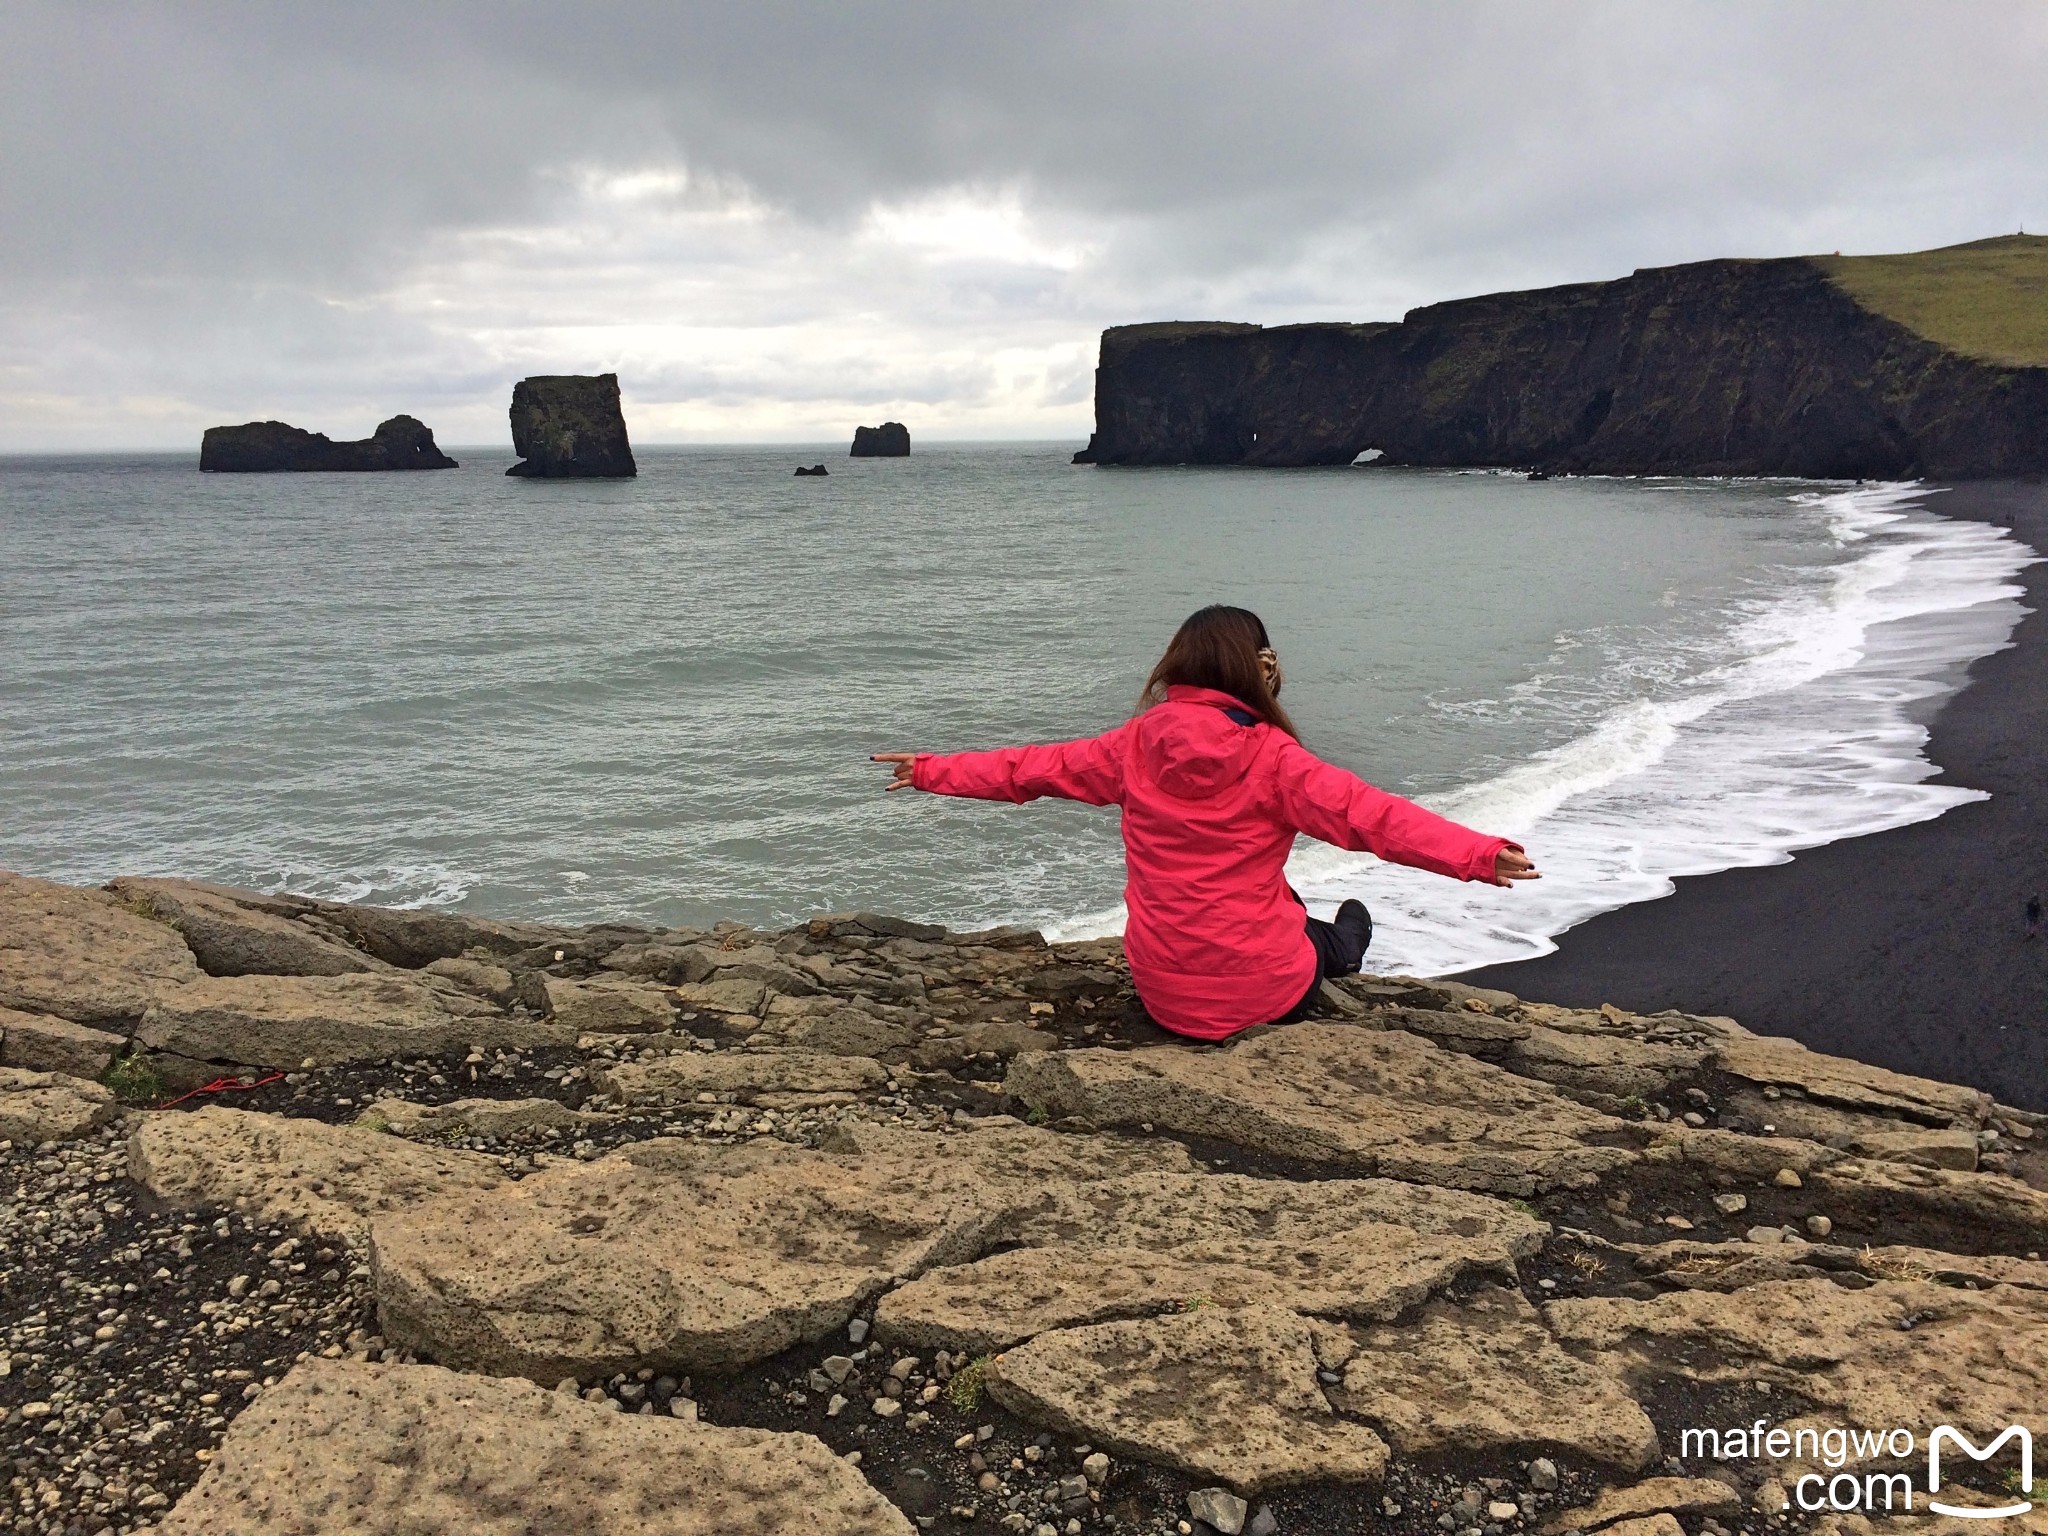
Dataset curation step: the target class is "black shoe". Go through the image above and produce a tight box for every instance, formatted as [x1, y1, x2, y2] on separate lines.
[1334, 898, 1373, 972]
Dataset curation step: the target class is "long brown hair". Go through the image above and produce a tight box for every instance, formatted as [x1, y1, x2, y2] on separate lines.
[1139, 605, 1301, 739]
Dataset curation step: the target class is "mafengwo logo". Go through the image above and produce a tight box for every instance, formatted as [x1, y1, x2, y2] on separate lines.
[1929, 1426, 2033, 1520]
[1681, 1422, 2034, 1517]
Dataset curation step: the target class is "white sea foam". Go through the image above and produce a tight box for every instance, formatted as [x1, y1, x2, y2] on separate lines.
[268, 863, 476, 911]
[1047, 484, 2037, 975]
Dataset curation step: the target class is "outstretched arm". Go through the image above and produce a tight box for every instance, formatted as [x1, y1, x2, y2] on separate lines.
[872, 725, 1131, 807]
[1272, 740, 1537, 887]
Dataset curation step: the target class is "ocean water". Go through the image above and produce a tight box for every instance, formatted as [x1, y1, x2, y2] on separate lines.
[0, 445, 2033, 976]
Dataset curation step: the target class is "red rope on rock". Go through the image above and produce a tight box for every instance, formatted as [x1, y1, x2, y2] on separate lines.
[156, 1072, 286, 1110]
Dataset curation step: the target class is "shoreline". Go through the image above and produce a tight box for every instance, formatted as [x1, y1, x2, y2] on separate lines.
[1465, 478, 2048, 1112]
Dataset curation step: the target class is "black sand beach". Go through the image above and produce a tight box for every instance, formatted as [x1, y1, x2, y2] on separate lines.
[1466, 479, 2048, 1112]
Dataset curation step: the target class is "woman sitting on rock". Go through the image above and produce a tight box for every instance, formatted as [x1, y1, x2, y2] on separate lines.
[874, 604, 1537, 1041]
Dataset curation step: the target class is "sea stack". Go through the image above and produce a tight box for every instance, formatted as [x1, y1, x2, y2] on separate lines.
[850, 421, 910, 457]
[199, 415, 458, 472]
[505, 373, 637, 478]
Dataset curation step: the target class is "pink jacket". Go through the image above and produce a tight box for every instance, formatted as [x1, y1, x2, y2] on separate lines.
[912, 685, 1514, 1040]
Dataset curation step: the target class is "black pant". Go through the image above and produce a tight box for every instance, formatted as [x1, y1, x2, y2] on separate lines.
[1274, 901, 1373, 1024]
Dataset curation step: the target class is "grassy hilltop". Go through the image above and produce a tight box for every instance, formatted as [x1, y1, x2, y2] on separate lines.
[1820, 233, 2048, 368]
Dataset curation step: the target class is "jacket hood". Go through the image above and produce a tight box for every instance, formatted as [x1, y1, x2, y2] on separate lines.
[1136, 686, 1269, 799]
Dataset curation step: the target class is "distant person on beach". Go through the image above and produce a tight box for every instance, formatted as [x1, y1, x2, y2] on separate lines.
[2028, 893, 2043, 940]
[874, 604, 1537, 1041]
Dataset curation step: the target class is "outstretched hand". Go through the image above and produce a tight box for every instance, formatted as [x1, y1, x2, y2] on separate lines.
[1492, 847, 1540, 887]
[871, 752, 920, 792]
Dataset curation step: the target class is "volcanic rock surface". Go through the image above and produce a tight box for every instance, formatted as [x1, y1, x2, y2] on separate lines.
[4, 865, 2047, 1534]
[154, 1358, 913, 1535]
[198, 414, 458, 471]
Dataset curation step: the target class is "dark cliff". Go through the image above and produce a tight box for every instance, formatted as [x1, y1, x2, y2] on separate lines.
[506, 374, 636, 478]
[1074, 236, 2048, 478]
[199, 415, 457, 472]
[850, 421, 911, 457]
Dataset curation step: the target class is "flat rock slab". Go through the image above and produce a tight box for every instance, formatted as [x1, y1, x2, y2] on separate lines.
[877, 1221, 1528, 1353]
[1638, 1127, 1843, 1181]
[1809, 1158, 2048, 1247]
[372, 1144, 1009, 1381]
[155, 1358, 913, 1535]
[106, 876, 381, 977]
[957, 1020, 1060, 1058]
[0, 1005, 126, 1078]
[543, 976, 676, 1034]
[686, 944, 821, 998]
[1626, 1238, 1851, 1292]
[752, 996, 921, 1058]
[136, 972, 568, 1067]
[0, 869, 202, 1027]
[595, 1048, 887, 1107]
[1541, 1478, 1744, 1535]
[0, 1067, 119, 1145]
[321, 901, 573, 969]
[823, 1118, 1199, 1199]
[1854, 1244, 2048, 1293]
[1597, 1518, 1685, 1536]
[361, 1096, 607, 1138]
[422, 956, 519, 1006]
[1505, 1025, 1707, 1099]
[1848, 1127, 1980, 1170]
[1325, 1286, 1659, 1472]
[1546, 1277, 2048, 1461]
[673, 977, 769, 1018]
[130, 1105, 507, 1246]
[1008, 1167, 1548, 1254]
[1007, 1024, 1636, 1194]
[878, 1166, 1543, 1350]
[1711, 1034, 1989, 1126]
[987, 1303, 1389, 1493]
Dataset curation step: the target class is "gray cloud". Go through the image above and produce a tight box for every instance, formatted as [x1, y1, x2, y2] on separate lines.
[2, 0, 2043, 447]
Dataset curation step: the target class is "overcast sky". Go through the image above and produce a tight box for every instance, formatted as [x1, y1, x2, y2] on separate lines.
[2, 1, 2043, 450]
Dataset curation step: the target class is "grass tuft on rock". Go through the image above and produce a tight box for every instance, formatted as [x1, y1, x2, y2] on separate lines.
[101, 1053, 168, 1105]
[947, 1355, 992, 1413]
[116, 894, 178, 928]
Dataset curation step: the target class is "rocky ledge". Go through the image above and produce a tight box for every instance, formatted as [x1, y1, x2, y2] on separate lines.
[197, 415, 457, 472]
[3, 867, 2045, 1536]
